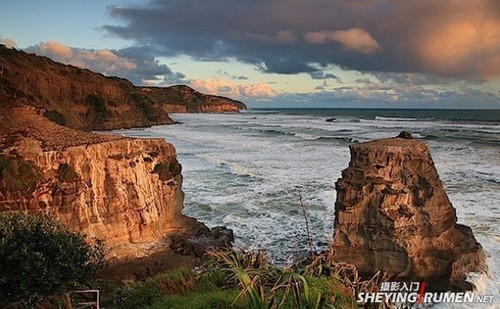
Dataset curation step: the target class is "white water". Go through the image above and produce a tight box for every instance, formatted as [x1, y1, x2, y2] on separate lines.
[115, 110, 499, 308]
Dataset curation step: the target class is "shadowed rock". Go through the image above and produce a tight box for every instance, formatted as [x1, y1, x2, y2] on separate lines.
[397, 131, 413, 139]
[170, 226, 234, 258]
[331, 135, 487, 291]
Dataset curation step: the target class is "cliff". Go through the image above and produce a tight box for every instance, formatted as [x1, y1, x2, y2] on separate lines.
[142, 85, 247, 113]
[0, 107, 202, 259]
[331, 134, 487, 291]
[0, 46, 246, 131]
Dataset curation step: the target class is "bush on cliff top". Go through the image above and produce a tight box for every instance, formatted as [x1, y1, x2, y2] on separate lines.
[0, 213, 107, 307]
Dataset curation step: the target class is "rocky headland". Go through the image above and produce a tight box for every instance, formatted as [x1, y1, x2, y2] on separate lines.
[0, 45, 246, 131]
[142, 85, 247, 113]
[331, 134, 487, 291]
[0, 109, 173, 248]
[0, 46, 242, 279]
[0, 107, 234, 278]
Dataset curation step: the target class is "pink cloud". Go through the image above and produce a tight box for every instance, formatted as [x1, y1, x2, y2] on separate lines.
[36, 40, 74, 59]
[304, 28, 381, 54]
[190, 79, 277, 99]
[0, 36, 17, 48]
[28, 41, 137, 74]
[418, 19, 500, 78]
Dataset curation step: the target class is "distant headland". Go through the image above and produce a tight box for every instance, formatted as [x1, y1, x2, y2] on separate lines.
[0, 45, 246, 131]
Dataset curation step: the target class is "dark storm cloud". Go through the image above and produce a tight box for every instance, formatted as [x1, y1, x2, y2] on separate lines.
[114, 46, 187, 84]
[103, 0, 500, 80]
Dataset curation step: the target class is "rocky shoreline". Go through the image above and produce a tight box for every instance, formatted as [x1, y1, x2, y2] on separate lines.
[0, 46, 487, 287]
[0, 107, 488, 289]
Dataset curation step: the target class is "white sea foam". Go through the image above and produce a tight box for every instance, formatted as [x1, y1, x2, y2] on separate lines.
[375, 115, 420, 121]
[116, 110, 499, 308]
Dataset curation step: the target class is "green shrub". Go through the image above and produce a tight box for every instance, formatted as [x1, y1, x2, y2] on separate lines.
[0, 156, 42, 193]
[116, 265, 245, 309]
[132, 93, 158, 122]
[151, 289, 244, 309]
[85, 95, 108, 115]
[57, 163, 78, 182]
[202, 248, 359, 308]
[85, 94, 110, 124]
[0, 213, 107, 307]
[42, 110, 66, 126]
[116, 266, 201, 308]
[152, 160, 181, 181]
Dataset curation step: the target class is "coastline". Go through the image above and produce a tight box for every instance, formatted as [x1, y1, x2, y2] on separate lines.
[119, 110, 498, 306]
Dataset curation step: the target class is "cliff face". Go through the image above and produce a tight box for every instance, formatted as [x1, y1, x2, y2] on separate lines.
[142, 85, 247, 113]
[0, 47, 174, 130]
[0, 46, 246, 131]
[0, 108, 200, 258]
[332, 136, 487, 291]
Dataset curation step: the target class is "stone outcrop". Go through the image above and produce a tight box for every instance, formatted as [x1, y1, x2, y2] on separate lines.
[170, 226, 234, 258]
[0, 107, 204, 259]
[331, 135, 487, 291]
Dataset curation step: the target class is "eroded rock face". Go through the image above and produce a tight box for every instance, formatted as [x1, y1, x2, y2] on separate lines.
[0, 108, 201, 258]
[332, 136, 487, 291]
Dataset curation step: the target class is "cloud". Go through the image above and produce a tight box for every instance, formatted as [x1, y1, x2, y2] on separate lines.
[24, 41, 185, 85]
[216, 69, 248, 80]
[314, 81, 330, 90]
[245, 30, 297, 44]
[190, 79, 277, 99]
[304, 28, 381, 54]
[418, 19, 500, 78]
[308, 71, 339, 80]
[0, 36, 17, 48]
[263, 83, 500, 109]
[103, 0, 500, 80]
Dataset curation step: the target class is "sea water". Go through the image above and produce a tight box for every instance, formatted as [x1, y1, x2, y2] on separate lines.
[114, 109, 499, 307]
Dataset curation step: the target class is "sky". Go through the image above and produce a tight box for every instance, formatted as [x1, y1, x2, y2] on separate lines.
[1, 0, 499, 109]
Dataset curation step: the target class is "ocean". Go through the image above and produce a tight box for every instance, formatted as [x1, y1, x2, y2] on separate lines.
[114, 108, 499, 307]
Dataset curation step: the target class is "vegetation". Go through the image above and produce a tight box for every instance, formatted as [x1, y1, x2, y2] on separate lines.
[105, 194, 384, 308]
[152, 160, 181, 181]
[202, 248, 356, 309]
[42, 109, 66, 126]
[0, 213, 107, 307]
[85, 94, 110, 124]
[0, 155, 43, 194]
[85, 94, 108, 115]
[57, 163, 78, 182]
[0, 210, 382, 308]
[107, 247, 388, 309]
[132, 93, 159, 122]
[101, 265, 243, 309]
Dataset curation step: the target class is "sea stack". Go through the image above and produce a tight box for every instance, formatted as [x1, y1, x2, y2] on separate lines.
[331, 134, 487, 291]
